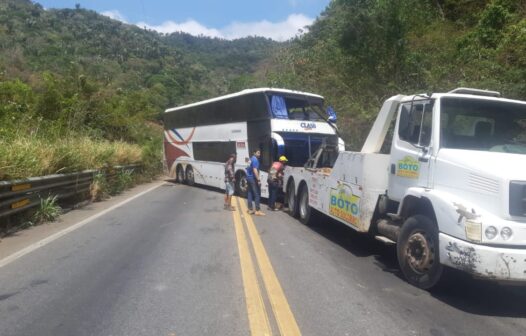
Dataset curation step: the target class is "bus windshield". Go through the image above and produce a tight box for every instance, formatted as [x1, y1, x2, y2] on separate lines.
[440, 97, 526, 154]
[269, 95, 325, 121]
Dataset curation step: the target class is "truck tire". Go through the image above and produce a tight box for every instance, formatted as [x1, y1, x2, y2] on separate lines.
[286, 180, 299, 218]
[176, 165, 185, 184]
[185, 165, 195, 186]
[298, 185, 314, 225]
[235, 171, 248, 198]
[397, 215, 443, 289]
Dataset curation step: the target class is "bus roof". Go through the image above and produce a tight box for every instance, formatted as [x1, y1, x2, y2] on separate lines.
[164, 88, 324, 113]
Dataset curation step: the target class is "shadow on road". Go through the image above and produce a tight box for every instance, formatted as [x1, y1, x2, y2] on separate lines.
[306, 213, 526, 318]
[429, 272, 526, 317]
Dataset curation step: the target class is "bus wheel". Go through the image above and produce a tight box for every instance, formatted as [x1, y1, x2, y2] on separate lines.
[286, 180, 298, 218]
[299, 185, 314, 225]
[397, 215, 443, 289]
[235, 172, 248, 198]
[176, 165, 185, 183]
[185, 166, 195, 186]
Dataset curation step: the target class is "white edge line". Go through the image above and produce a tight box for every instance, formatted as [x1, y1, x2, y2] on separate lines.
[0, 182, 166, 269]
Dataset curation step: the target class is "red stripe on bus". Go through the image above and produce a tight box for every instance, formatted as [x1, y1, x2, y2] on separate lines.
[164, 141, 190, 169]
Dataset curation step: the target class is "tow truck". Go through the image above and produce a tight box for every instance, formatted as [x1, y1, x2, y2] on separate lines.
[284, 88, 526, 289]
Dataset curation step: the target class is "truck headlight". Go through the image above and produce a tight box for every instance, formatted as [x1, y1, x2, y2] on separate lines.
[485, 226, 498, 240]
[500, 227, 513, 240]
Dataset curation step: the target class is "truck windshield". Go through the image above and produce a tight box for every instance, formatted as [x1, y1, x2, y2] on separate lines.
[440, 97, 526, 154]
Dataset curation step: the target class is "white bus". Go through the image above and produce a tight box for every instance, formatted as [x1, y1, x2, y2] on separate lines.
[163, 88, 344, 197]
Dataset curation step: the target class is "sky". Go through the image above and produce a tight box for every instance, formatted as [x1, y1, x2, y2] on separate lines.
[35, 0, 332, 41]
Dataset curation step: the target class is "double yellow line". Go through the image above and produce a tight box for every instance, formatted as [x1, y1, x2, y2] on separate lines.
[231, 196, 301, 336]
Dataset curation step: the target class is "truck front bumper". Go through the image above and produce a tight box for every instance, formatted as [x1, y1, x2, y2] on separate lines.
[439, 233, 526, 282]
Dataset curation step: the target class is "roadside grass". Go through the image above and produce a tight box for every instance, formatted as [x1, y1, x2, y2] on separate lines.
[0, 136, 144, 180]
[109, 169, 135, 195]
[90, 172, 109, 202]
[33, 196, 62, 223]
[0, 118, 162, 236]
[2, 196, 62, 237]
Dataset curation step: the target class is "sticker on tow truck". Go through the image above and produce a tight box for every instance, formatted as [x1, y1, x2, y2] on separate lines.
[397, 156, 420, 179]
[329, 183, 360, 226]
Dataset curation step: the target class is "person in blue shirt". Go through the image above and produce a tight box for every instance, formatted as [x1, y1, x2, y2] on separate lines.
[246, 150, 265, 216]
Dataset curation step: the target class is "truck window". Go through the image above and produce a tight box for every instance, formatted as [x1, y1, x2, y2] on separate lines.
[440, 97, 526, 154]
[398, 100, 433, 147]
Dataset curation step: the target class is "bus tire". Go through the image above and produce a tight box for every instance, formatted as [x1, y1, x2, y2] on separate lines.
[185, 165, 195, 186]
[286, 180, 299, 218]
[235, 171, 248, 198]
[397, 215, 443, 290]
[298, 185, 314, 225]
[176, 165, 185, 183]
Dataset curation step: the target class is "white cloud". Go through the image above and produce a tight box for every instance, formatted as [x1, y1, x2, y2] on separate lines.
[136, 14, 314, 41]
[137, 19, 222, 38]
[101, 10, 127, 23]
[222, 14, 312, 41]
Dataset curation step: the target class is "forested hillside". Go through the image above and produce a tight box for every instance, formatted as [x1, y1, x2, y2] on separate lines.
[0, 0, 275, 179]
[266, 0, 526, 148]
[1, 0, 525, 179]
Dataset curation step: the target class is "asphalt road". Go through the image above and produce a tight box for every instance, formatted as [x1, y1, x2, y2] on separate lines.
[1, 182, 526, 336]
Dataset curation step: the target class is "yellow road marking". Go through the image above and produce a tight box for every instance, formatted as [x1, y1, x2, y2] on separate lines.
[236, 197, 302, 336]
[231, 197, 272, 336]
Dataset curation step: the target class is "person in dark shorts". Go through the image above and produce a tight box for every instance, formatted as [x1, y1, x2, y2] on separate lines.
[224, 153, 236, 211]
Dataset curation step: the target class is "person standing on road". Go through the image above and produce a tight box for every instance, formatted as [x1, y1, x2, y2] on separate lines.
[267, 155, 288, 211]
[246, 150, 265, 216]
[224, 153, 236, 211]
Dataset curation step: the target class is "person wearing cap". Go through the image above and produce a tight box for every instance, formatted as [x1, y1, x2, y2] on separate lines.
[267, 155, 288, 211]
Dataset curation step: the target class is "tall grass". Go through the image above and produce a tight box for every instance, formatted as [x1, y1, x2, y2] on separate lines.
[0, 136, 143, 180]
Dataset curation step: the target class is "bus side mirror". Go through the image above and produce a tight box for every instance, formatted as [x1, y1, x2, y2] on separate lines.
[326, 106, 337, 123]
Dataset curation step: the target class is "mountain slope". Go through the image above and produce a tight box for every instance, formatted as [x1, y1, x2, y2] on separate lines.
[265, 0, 526, 149]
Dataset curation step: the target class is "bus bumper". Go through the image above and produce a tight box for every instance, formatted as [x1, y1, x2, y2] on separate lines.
[439, 233, 526, 282]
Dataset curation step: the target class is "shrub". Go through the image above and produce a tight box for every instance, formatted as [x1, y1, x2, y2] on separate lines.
[90, 172, 108, 202]
[33, 196, 62, 223]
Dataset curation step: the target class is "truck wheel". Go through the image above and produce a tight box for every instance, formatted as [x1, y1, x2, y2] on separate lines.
[397, 215, 443, 289]
[286, 180, 299, 218]
[176, 165, 185, 183]
[235, 172, 248, 198]
[298, 185, 314, 225]
[185, 165, 195, 186]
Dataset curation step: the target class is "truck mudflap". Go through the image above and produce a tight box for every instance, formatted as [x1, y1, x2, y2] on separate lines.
[439, 233, 526, 281]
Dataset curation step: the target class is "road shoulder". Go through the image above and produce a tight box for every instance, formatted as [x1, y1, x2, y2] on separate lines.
[0, 179, 166, 260]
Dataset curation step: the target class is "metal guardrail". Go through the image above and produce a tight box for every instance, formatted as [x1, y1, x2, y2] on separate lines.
[0, 164, 141, 222]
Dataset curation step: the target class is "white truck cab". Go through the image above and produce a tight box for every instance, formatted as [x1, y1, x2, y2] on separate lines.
[284, 88, 526, 289]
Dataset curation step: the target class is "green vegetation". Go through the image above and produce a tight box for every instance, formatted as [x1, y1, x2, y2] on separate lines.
[265, 0, 526, 149]
[33, 195, 61, 223]
[0, 0, 273, 180]
[1, 0, 526, 177]
[0, 136, 142, 180]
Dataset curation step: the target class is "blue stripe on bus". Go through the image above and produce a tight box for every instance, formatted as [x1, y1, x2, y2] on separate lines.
[172, 129, 184, 141]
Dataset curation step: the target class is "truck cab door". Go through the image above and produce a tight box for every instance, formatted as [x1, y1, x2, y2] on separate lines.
[388, 100, 434, 202]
